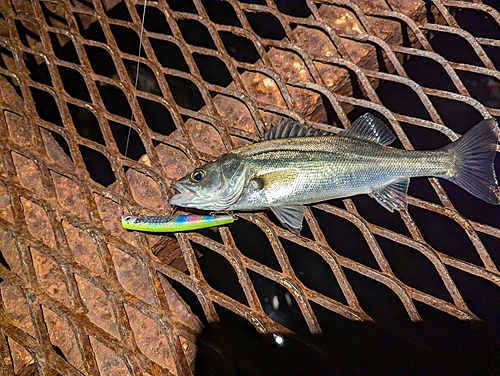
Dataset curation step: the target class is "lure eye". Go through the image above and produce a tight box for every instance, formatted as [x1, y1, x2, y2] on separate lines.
[190, 168, 206, 182]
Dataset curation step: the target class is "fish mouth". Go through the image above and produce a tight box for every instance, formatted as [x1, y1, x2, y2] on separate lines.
[169, 182, 197, 207]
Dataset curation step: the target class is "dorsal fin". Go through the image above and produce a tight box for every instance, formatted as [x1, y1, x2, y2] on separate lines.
[339, 113, 395, 146]
[264, 118, 331, 140]
[264, 114, 395, 145]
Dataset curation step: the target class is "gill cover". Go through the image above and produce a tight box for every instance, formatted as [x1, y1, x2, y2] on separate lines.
[216, 153, 253, 209]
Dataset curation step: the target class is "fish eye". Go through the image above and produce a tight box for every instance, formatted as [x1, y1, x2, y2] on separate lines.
[190, 168, 206, 182]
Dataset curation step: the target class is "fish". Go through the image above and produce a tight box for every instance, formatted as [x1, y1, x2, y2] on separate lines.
[169, 113, 500, 234]
[121, 214, 235, 232]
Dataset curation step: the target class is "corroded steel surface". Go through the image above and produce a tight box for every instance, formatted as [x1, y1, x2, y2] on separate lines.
[0, 0, 499, 374]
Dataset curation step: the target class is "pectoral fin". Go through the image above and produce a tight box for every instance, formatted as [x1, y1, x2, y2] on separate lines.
[369, 177, 409, 212]
[270, 205, 304, 234]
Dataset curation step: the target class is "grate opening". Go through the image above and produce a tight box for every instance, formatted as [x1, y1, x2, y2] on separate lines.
[135, 4, 173, 35]
[84, 45, 117, 77]
[58, 66, 92, 103]
[376, 235, 454, 303]
[97, 84, 132, 118]
[79, 145, 116, 187]
[104, 1, 133, 22]
[427, 95, 485, 131]
[245, 11, 287, 40]
[166, 0, 198, 15]
[410, 206, 483, 265]
[218, 31, 261, 63]
[149, 38, 190, 71]
[275, 0, 312, 18]
[25, 55, 53, 86]
[75, 14, 107, 43]
[123, 60, 161, 95]
[177, 19, 217, 50]
[45, 128, 73, 161]
[68, 104, 104, 145]
[110, 121, 146, 160]
[377, 80, 433, 120]
[30, 87, 63, 126]
[193, 53, 233, 87]
[350, 194, 412, 234]
[480, 231, 500, 265]
[402, 55, 459, 93]
[111, 24, 147, 55]
[313, 207, 381, 270]
[196, 243, 249, 306]
[281, 237, 347, 305]
[450, 7, 500, 39]
[40, 2, 69, 27]
[137, 97, 176, 135]
[483, 44, 500, 70]
[343, 268, 412, 324]
[447, 265, 500, 322]
[15, 20, 41, 47]
[164, 73, 205, 110]
[456, 70, 500, 108]
[49, 33, 80, 64]
[247, 269, 311, 334]
[203, 0, 242, 27]
[429, 31, 487, 67]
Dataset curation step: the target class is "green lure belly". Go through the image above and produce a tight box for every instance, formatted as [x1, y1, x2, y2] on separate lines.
[121, 214, 235, 232]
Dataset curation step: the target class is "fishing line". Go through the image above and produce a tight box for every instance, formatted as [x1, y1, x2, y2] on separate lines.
[124, 0, 148, 159]
[121, 1, 178, 217]
[121, 0, 147, 218]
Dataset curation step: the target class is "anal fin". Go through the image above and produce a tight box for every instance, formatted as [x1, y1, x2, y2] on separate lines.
[369, 177, 409, 212]
[270, 205, 304, 234]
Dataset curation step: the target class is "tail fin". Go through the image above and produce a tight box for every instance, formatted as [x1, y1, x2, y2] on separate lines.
[443, 118, 500, 204]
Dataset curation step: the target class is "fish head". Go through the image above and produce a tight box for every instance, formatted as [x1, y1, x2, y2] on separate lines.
[169, 153, 252, 211]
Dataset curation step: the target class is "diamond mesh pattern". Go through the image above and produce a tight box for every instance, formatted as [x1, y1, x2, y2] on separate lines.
[0, 0, 499, 374]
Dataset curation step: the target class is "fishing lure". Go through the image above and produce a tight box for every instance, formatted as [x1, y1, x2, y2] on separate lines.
[120, 5, 236, 234]
[121, 213, 235, 232]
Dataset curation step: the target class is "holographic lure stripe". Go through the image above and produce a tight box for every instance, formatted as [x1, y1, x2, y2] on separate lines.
[121, 214, 235, 232]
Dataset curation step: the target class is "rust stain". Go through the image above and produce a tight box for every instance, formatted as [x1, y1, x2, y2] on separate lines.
[52, 172, 90, 221]
[74, 274, 120, 339]
[1, 283, 35, 337]
[124, 304, 174, 372]
[127, 166, 167, 213]
[6, 337, 33, 374]
[42, 306, 86, 373]
[31, 247, 70, 307]
[62, 221, 105, 277]
[89, 336, 131, 376]
[110, 245, 156, 306]
[21, 198, 56, 249]
[12, 152, 45, 196]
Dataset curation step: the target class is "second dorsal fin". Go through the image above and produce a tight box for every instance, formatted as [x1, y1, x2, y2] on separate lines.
[339, 113, 395, 146]
[264, 118, 331, 140]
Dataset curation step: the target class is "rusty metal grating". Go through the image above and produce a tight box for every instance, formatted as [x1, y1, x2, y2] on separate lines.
[0, 0, 499, 374]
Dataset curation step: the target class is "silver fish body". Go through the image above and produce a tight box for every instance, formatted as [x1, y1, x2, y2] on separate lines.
[228, 136, 449, 209]
[170, 114, 500, 233]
